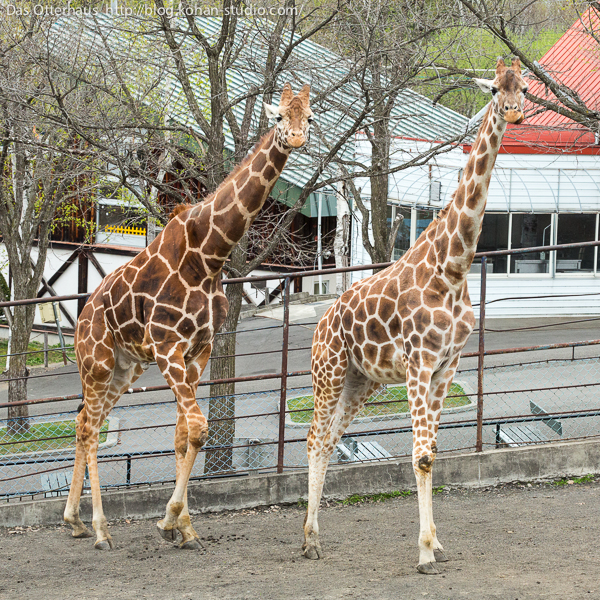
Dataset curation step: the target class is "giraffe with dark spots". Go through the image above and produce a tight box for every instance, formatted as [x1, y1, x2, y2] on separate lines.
[303, 58, 528, 574]
[63, 84, 313, 550]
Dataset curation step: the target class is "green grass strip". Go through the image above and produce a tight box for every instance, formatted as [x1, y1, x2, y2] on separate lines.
[0, 420, 109, 456]
[0, 339, 76, 371]
[288, 383, 470, 424]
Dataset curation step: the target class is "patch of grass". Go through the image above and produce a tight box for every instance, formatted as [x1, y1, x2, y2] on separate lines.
[552, 474, 596, 486]
[339, 490, 412, 506]
[0, 339, 76, 371]
[432, 486, 445, 496]
[288, 383, 470, 424]
[0, 420, 109, 456]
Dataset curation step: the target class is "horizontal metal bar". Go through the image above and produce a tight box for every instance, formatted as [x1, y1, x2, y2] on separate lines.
[460, 338, 600, 359]
[2, 240, 600, 309]
[1, 339, 599, 410]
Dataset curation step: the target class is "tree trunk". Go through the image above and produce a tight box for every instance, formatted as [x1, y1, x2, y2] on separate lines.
[204, 246, 246, 474]
[334, 182, 350, 296]
[6, 303, 35, 436]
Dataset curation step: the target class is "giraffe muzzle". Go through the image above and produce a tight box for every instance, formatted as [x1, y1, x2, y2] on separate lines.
[287, 134, 306, 148]
[503, 110, 524, 124]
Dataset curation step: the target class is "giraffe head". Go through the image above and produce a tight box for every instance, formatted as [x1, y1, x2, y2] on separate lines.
[474, 58, 528, 124]
[264, 83, 313, 148]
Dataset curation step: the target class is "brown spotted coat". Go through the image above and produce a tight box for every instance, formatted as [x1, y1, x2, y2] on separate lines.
[303, 59, 529, 573]
[64, 84, 313, 550]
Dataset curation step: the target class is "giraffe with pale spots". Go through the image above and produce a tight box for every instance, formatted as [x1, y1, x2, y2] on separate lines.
[64, 83, 313, 550]
[303, 59, 528, 574]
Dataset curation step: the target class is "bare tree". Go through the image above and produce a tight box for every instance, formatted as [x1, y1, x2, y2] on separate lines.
[454, 0, 600, 135]
[0, 15, 99, 433]
[316, 0, 466, 266]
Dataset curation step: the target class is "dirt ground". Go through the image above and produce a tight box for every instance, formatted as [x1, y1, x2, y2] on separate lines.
[1, 478, 599, 600]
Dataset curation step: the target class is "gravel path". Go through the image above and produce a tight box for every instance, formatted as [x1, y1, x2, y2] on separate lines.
[1, 477, 599, 600]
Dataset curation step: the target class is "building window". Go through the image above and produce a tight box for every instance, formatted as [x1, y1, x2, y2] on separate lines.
[387, 206, 412, 260]
[556, 214, 596, 273]
[416, 208, 434, 239]
[473, 213, 509, 274]
[96, 200, 147, 248]
[510, 213, 552, 274]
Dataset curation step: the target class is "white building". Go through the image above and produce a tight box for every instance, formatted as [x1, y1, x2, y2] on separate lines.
[351, 9, 600, 317]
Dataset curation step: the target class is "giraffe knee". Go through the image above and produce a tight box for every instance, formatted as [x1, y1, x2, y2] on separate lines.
[188, 420, 208, 449]
[416, 454, 433, 474]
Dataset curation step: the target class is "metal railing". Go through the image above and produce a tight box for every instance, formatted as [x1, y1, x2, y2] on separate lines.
[1, 240, 600, 500]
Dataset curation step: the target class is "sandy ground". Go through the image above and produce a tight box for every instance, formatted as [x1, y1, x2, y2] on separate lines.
[1, 477, 599, 600]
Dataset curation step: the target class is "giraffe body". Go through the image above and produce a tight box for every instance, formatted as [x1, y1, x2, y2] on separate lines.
[304, 59, 528, 573]
[64, 84, 313, 550]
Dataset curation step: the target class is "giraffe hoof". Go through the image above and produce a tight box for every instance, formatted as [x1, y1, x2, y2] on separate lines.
[434, 548, 449, 562]
[417, 562, 440, 575]
[94, 539, 114, 551]
[179, 538, 203, 550]
[157, 524, 179, 542]
[72, 528, 94, 539]
[302, 543, 322, 560]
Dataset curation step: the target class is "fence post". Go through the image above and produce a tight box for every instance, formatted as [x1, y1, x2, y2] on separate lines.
[476, 256, 487, 452]
[44, 332, 49, 368]
[277, 277, 291, 474]
[77, 250, 88, 318]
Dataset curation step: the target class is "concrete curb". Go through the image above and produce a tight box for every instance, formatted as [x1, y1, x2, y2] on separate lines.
[2, 438, 599, 528]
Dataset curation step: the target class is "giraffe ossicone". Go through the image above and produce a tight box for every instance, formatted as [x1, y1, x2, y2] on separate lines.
[64, 83, 313, 550]
[303, 58, 527, 573]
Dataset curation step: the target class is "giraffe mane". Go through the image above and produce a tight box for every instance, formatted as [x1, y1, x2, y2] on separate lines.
[208, 130, 274, 201]
[166, 130, 274, 220]
[168, 203, 194, 221]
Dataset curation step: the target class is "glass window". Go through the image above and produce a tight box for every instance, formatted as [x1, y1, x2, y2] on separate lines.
[472, 213, 509, 274]
[510, 213, 552, 274]
[416, 208, 434, 240]
[556, 214, 596, 273]
[98, 203, 146, 234]
[392, 207, 412, 260]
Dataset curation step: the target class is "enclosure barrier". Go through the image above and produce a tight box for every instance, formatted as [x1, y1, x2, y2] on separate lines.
[1, 241, 600, 500]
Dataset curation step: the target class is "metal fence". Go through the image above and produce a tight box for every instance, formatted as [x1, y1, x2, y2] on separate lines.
[2, 241, 600, 501]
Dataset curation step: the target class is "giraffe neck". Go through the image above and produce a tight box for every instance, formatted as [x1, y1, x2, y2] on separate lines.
[195, 129, 292, 273]
[435, 105, 507, 284]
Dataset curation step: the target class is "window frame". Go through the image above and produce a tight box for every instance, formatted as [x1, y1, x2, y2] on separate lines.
[389, 203, 600, 279]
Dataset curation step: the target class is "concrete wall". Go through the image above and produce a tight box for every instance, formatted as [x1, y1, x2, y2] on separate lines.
[1, 439, 599, 528]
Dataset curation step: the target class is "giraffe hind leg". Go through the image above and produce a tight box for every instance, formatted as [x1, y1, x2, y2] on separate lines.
[63, 409, 93, 538]
[303, 364, 380, 559]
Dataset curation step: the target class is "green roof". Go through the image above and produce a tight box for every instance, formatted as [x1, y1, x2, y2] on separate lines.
[50, 15, 468, 218]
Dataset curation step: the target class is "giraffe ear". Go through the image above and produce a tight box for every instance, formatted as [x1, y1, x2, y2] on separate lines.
[279, 83, 294, 107]
[297, 84, 310, 105]
[263, 102, 281, 120]
[474, 78, 494, 94]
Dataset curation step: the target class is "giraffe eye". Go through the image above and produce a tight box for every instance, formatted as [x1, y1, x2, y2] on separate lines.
[491, 87, 498, 96]
[523, 86, 529, 94]
[276, 116, 283, 122]
[308, 117, 314, 124]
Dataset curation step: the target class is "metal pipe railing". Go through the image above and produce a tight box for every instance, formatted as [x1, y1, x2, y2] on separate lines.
[2, 240, 600, 498]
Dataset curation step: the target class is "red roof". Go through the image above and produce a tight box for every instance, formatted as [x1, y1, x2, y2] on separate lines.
[501, 7, 600, 154]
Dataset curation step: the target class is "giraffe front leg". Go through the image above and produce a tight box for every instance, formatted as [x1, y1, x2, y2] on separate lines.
[156, 347, 209, 549]
[407, 361, 439, 574]
[426, 357, 461, 566]
[163, 404, 202, 549]
[414, 465, 437, 574]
